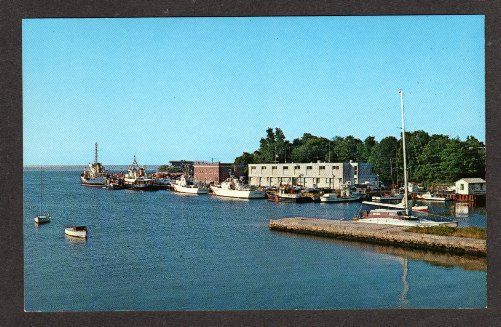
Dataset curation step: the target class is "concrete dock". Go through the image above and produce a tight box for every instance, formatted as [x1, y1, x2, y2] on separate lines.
[269, 218, 486, 257]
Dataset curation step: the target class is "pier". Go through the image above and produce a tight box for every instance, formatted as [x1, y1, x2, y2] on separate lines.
[269, 218, 486, 257]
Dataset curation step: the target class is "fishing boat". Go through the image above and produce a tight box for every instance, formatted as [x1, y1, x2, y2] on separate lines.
[355, 90, 456, 227]
[416, 192, 451, 202]
[321, 186, 362, 203]
[266, 186, 310, 203]
[172, 175, 208, 194]
[210, 178, 266, 199]
[34, 166, 51, 224]
[123, 156, 158, 191]
[80, 143, 108, 187]
[64, 226, 88, 238]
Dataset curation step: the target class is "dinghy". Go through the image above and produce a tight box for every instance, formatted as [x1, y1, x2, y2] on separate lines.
[65, 226, 88, 238]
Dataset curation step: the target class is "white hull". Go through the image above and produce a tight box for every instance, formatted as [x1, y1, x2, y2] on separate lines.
[416, 195, 450, 202]
[81, 176, 106, 186]
[65, 228, 87, 238]
[356, 218, 458, 227]
[210, 186, 265, 199]
[173, 184, 208, 194]
[321, 194, 361, 202]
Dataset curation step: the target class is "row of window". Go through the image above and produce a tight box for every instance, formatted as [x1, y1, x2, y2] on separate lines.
[251, 165, 340, 171]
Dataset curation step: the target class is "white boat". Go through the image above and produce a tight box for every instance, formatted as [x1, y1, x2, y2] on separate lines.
[80, 143, 108, 187]
[372, 194, 403, 202]
[65, 226, 88, 238]
[210, 178, 265, 199]
[172, 175, 208, 194]
[34, 167, 51, 224]
[356, 90, 455, 228]
[321, 189, 361, 203]
[355, 209, 457, 227]
[362, 201, 429, 212]
[416, 192, 451, 202]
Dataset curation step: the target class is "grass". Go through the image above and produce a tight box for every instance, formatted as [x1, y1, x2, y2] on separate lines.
[405, 226, 486, 239]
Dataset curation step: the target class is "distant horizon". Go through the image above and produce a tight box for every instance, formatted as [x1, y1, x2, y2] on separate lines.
[23, 16, 484, 165]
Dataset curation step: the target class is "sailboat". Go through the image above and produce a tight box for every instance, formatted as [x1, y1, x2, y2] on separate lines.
[34, 166, 51, 224]
[355, 90, 457, 227]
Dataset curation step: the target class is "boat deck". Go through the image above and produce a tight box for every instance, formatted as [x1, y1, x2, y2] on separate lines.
[269, 217, 485, 256]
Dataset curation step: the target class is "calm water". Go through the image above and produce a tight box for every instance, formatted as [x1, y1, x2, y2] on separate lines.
[24, 171, 486, 311]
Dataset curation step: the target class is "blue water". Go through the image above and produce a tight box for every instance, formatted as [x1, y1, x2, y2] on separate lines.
[24, 171, 486, 311]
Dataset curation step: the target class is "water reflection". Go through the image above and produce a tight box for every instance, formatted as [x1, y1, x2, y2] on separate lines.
[270, 230, 487, 271]
[65, 234, 87, 245]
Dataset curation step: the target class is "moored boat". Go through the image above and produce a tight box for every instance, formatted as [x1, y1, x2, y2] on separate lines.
[210, 178, 265, 199]
[266, 187, 310, 203]
[123, 156, 159, 191]
[355, 90, 455, 228]
[172, 175, 208, 194]
[64, 226, 88, 238]
[416, 192, 451, 202]
[34, 166, 51, 224]
[321, 186, 362, 203]
[80, 143, 108, 187]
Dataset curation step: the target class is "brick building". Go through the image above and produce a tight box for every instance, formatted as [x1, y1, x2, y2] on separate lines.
[194, 162, 246, 184]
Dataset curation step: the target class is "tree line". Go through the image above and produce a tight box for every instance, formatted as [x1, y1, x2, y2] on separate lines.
[234, 128, 485, 185]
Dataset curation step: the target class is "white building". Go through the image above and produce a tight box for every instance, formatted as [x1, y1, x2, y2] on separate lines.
[248, 161, 378, 189]
[454, 178, 486, 195]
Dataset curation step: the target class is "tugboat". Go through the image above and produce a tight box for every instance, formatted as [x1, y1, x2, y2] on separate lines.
[80, 143, 108, 187]
[210, 177, 266, 199]
[123, 156, 158, 191]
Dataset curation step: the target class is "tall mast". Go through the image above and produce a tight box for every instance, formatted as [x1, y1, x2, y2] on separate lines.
[400, 89, 409, 215]
[95, 142, 98, 164]
[39, 165, 43, 215]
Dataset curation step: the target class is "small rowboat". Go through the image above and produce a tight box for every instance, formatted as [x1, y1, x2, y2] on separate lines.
[65, 226, 88, 238]
[34, 214, 51, 224]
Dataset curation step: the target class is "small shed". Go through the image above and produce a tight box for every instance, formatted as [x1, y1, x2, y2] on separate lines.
[455, 178, 486, 195]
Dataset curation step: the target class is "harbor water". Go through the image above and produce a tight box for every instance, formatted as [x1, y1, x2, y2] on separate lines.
[24, 170, 486, 311]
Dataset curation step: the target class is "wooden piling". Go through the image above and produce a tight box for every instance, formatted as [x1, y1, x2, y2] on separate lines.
[269, 218, 486, 257]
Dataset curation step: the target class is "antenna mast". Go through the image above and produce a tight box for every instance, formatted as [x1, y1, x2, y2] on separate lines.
[400, 90, 409, 216]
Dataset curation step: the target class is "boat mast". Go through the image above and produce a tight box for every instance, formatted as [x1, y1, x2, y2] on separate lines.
[95, 142, 98, 164]
[39, 165, 43, 215]
[400, 89, 410, 216]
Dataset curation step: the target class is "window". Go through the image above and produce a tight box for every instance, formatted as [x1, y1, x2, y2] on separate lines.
[460, 184, 465, 191]
[316, 178, 320, 183]
[251, 166, 256, 170]
[283, 166, 289, 170]
[272, 166, 277, 170]
[332, 166, 339, 170]
[306, 166, 313, 170]
[295, 165, 300, 169]
[261, 166, 267, 170]
[319, 166, 325, 170]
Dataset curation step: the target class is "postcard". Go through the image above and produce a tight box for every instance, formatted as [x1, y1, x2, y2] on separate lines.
[23, 15, 486, 311]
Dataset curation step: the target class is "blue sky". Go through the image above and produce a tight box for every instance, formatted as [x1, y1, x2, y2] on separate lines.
[23, 16, 485, 165]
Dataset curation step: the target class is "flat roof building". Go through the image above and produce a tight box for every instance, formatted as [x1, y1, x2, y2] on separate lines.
[194, 162, 246, 184]
[248, 161, 378, 189]
[455, 178, 486, 195]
